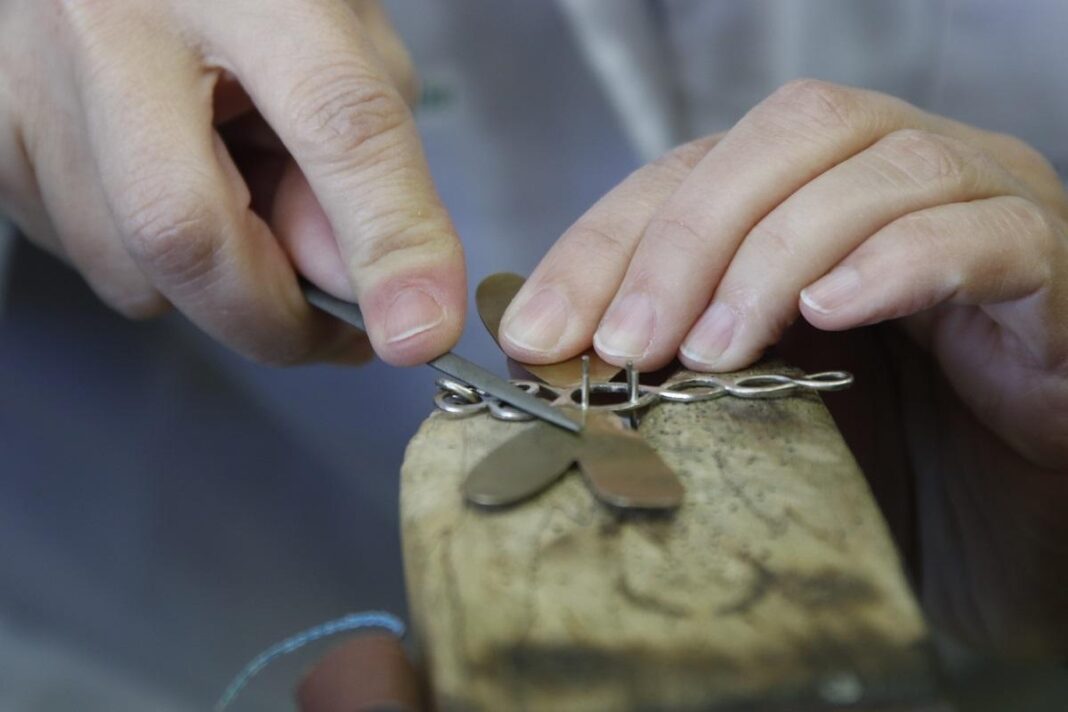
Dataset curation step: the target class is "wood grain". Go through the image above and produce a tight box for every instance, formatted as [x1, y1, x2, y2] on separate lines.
[401, 364, 938, 711]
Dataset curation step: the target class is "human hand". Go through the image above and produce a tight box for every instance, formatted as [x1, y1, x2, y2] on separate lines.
[500, 79, 1067, 470]
[0, 0, 465, 366]
[501, 79, 1068, 655]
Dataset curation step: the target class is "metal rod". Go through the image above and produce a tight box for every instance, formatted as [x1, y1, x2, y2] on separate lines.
[581, 354, 590, 422]
[626, 360, 640, 430]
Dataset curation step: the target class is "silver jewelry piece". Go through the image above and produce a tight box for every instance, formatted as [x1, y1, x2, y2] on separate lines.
[435, 370, 854, 423]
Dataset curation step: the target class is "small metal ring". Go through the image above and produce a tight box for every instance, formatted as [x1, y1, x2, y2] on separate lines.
[486, 399, 536, 422]
[436, 377, 480, 403]
[483, 381, 544, 422]
[578, 381, 660, 413]
[508, 380, 552, 399]
[434, 389, 487, 417]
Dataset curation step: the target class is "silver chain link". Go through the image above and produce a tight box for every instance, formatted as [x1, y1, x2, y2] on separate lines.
[434, 371, 853, 423]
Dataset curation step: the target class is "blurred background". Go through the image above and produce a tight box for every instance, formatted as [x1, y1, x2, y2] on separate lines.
[2, 1, 1067, 710]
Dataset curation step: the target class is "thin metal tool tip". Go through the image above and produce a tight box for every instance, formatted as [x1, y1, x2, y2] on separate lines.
[303, 282, 582, 433]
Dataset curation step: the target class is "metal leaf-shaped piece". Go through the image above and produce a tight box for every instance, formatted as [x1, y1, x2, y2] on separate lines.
[476, 273, 620, 386]
[463, 421, 582, 507]
[577, 415, 684, 510]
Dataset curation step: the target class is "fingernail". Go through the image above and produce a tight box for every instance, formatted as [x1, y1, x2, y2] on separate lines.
[594, 292, 656, 359]
[385, 288, 445, 344]
[502, 288, 570, 354]
[801, 267, 862, 314]
[680, 302, 737, 366]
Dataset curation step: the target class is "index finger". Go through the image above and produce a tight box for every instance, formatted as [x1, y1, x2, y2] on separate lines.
[188, 0, 465, 366]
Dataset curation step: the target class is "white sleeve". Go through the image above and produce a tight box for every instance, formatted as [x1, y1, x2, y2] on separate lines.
[554, 0, 683, 161]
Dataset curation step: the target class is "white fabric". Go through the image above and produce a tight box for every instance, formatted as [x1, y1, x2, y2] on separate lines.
[561, 0, 1068, 170]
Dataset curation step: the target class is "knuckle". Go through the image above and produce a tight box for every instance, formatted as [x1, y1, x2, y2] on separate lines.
[748, 214, 801, 261]
[998, 196, 1060, 261]
[892, 209, 943, 245]
[763, 79, 862, 134]
[716, 283, 789, 334]
[350, 222, 454, 274]
[874, 129, 980, 188]
[564, 222, 633, 264]
[986, 131, 1048, 169]
[118, 183, 222, 287]
[107, 288, 170, 320]
[645, 215, 706, 255]
[285, 62, 409, 164]
[650, 134, 721, 177]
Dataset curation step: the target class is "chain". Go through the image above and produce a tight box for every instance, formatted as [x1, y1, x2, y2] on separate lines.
[434, 371, 853, 423]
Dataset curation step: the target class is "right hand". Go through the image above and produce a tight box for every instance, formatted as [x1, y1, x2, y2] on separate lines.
[0, 0, 466, 366]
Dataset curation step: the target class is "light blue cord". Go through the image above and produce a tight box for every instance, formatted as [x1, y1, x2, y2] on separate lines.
[215, 610, 406, 712]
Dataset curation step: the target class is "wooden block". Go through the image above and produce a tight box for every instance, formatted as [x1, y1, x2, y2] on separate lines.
[401, 365, 939, 711]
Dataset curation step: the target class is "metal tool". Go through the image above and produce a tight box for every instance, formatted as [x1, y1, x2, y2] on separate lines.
[303, 282, 582, 433]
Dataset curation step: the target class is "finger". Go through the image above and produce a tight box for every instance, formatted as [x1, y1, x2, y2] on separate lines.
[593, 81, 923, 368]
[191, 0, 465, 366]
[271, 160, 353, 300]
[680, 129, 1021, 371]
[0, 100, 65, 257]
[74, 8, 348, 363]
[799, 195, 1067, 363]
[271, 159, 375, 365]
[499, 136, 720, 363]
[30, 113, 168, 318]
[802, 195, 1068, 467]
[297, 633, 422, 712]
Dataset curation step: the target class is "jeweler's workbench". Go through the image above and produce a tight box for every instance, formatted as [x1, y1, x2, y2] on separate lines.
[400, 362, 941, 711]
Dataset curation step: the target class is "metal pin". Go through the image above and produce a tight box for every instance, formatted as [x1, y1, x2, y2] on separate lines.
[626, 360, 639, 405]
[626, 360, 640, 430]
[580, 354, 590, 418]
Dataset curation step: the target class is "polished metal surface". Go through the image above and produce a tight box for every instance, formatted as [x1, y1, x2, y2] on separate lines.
[577, 412, 684, 510]
[462, 420, 582, 507]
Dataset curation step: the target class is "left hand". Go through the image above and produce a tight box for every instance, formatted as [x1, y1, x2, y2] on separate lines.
[499, 79, 1068, 471]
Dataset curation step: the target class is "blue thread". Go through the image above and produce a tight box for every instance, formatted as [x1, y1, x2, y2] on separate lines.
[215, 611, 406, 712]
